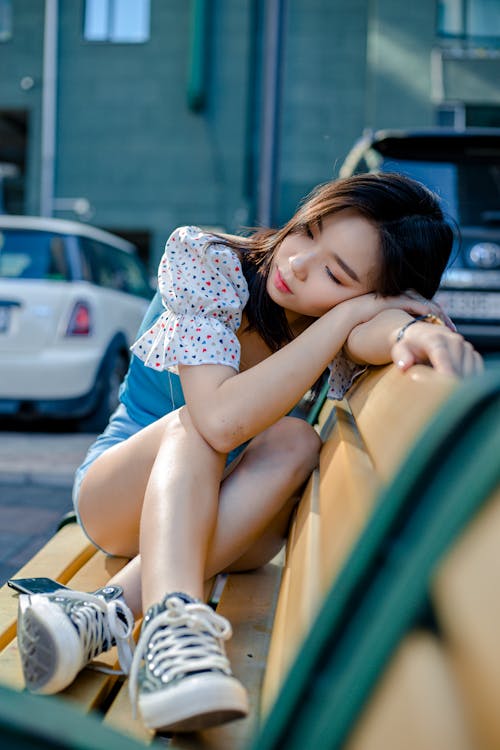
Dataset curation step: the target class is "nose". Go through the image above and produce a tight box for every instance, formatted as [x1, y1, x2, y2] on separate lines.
[289, 253, 309, 280]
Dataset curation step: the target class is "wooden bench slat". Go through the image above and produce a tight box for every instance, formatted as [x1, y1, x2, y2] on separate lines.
[262, 398, 377, 714]
[345, 632, 474, 750]
[349, 365, 455, 481]
[260, 556, 292, 716]
[432, 486, 500, 750]
[260, 365, 457, 723]
[64, 550, 129, 596]
[0, 523, 95, 651]
[260, 471, 321, 715]
[103, 679, 156, 746]
[318, 399, 380, 594]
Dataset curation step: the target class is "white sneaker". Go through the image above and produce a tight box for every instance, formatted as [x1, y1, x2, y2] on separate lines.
[129, 593, 249, 733]
[18, 585, 135, 694]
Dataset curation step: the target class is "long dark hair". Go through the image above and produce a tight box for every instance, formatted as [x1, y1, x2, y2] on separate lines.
[218, 173, 453, 351]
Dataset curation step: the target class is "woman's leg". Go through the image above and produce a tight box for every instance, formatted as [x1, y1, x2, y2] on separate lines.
[18, 410, 319, 727]
[132, 411, 319, 731]
[139, 407, 226, 606]
[78, 411, 320, 613]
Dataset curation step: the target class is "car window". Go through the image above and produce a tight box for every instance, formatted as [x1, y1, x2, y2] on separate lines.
[456, 163, 500, 226]
[0, 230, 71, 280]
[79, 237, 152, 298]
[379, 159, 458, 219]
[107, 245, 152, 298]
[379, 158, 500, 226]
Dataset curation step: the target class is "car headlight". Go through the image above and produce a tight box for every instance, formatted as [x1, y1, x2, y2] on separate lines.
[468, 242, 500, 269]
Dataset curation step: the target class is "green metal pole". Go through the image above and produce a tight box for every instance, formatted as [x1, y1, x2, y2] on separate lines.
[187, 0, 211, 111]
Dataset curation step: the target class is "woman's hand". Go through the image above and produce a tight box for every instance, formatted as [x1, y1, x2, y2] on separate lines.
[392, 321, 483, 377]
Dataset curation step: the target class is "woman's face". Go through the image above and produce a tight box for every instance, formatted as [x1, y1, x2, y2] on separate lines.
[267, 209, 381, 320]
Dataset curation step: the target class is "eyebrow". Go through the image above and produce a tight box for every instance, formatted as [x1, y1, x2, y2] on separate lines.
[316, 217, 362, 283]
[333, 253, 360, 283]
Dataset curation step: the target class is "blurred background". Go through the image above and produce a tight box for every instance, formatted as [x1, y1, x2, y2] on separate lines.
[1, 0, 499, 270]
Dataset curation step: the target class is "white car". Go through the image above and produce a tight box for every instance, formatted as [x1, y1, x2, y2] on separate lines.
[0, 216, 153, 430]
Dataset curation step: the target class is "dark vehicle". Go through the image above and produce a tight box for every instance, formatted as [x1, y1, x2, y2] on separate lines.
[340, 128, 500, 348]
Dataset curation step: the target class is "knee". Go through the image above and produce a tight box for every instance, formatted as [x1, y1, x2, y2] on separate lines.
[259, 417, 321, 478]
[280, 417, 321, 473]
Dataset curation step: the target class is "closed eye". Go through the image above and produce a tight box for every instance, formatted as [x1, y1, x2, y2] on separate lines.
[325, 266, 342, 285]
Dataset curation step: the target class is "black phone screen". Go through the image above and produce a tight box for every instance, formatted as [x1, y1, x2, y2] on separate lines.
[7, 577, 69, 595]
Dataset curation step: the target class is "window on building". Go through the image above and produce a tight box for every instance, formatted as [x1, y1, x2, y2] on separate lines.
[466, 105, 500, 127]
[438, 0, 500, 41]
[0, 0, 12, 42]
[436, 103, 466, 129]
[84, 0, 150, 43]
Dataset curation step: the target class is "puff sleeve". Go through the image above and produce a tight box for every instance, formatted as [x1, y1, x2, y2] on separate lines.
[131, 226, 249, 373]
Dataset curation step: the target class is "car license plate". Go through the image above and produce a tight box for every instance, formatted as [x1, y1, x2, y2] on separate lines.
[435, 291, 500, 320]
[0, 306, 11, 333]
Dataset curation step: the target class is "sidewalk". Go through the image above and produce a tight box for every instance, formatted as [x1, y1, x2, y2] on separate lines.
[0, 432, 96, 585]
[0, 432, 95, 487]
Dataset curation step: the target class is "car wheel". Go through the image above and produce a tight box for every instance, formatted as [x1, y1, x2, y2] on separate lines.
[78, 350, 129, 433]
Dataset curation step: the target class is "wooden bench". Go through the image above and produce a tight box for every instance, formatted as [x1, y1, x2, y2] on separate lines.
[1, 362, 499, 749]
[255, 364, 500, 750]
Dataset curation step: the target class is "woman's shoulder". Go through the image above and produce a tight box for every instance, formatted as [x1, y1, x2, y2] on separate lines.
[162, 226, 247, 288]
[167, 225, 210, 243]
[165, 225, 251, 259]
[166, 225, 241, 251]
[158, 225, 249, 306]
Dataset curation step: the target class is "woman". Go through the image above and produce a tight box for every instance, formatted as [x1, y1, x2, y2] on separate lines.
[17, 174, 481, 733]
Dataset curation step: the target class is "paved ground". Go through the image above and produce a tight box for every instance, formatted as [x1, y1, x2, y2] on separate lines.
[0, 430, 97, 585]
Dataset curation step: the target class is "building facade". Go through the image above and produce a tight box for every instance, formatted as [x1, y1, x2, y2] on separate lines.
[0, 0, 499, 269]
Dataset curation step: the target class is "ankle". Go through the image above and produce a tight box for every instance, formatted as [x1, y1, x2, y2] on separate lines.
[142, 588, 202, 614]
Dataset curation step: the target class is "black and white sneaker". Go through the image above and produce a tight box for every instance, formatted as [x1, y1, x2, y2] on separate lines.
[129, 593, 249, 733]
[18, 585, 135, 694]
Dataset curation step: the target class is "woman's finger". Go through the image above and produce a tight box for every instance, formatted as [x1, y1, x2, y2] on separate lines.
[473, 350, 485, 374]
[422, 336, 460, 376]
[391, 340, 417, 372]
[460, 342, 484, 376]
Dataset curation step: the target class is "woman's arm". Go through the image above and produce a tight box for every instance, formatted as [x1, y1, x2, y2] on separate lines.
[345, 308, 483, 376]
[179, 294, 432, 454]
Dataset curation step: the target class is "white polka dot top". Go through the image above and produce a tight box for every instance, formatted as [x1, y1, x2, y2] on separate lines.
[131, 226, 249, 373]
[131, 225, 366, 400]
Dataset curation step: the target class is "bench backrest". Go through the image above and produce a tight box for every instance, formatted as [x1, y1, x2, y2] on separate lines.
[256, 364, 500, 750]
[262, 364, 456, 710]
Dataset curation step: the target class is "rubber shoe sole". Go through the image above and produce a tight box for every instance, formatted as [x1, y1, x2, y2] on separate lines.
[138, 672, 249, 732]
[18, 595, 83, 694]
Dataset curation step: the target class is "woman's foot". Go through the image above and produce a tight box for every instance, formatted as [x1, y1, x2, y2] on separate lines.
[17, 585, 135, 694]
[129, 593, 249, 733]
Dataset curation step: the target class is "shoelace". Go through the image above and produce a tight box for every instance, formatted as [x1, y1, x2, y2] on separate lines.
[49, 589, 135, 674]
[129, 597, 232, 713]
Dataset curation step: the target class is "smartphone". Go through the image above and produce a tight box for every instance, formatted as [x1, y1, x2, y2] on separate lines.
[7, 577, 70, 596]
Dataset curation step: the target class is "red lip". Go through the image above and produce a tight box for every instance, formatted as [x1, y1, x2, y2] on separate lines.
[273, 268, 292, 294]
